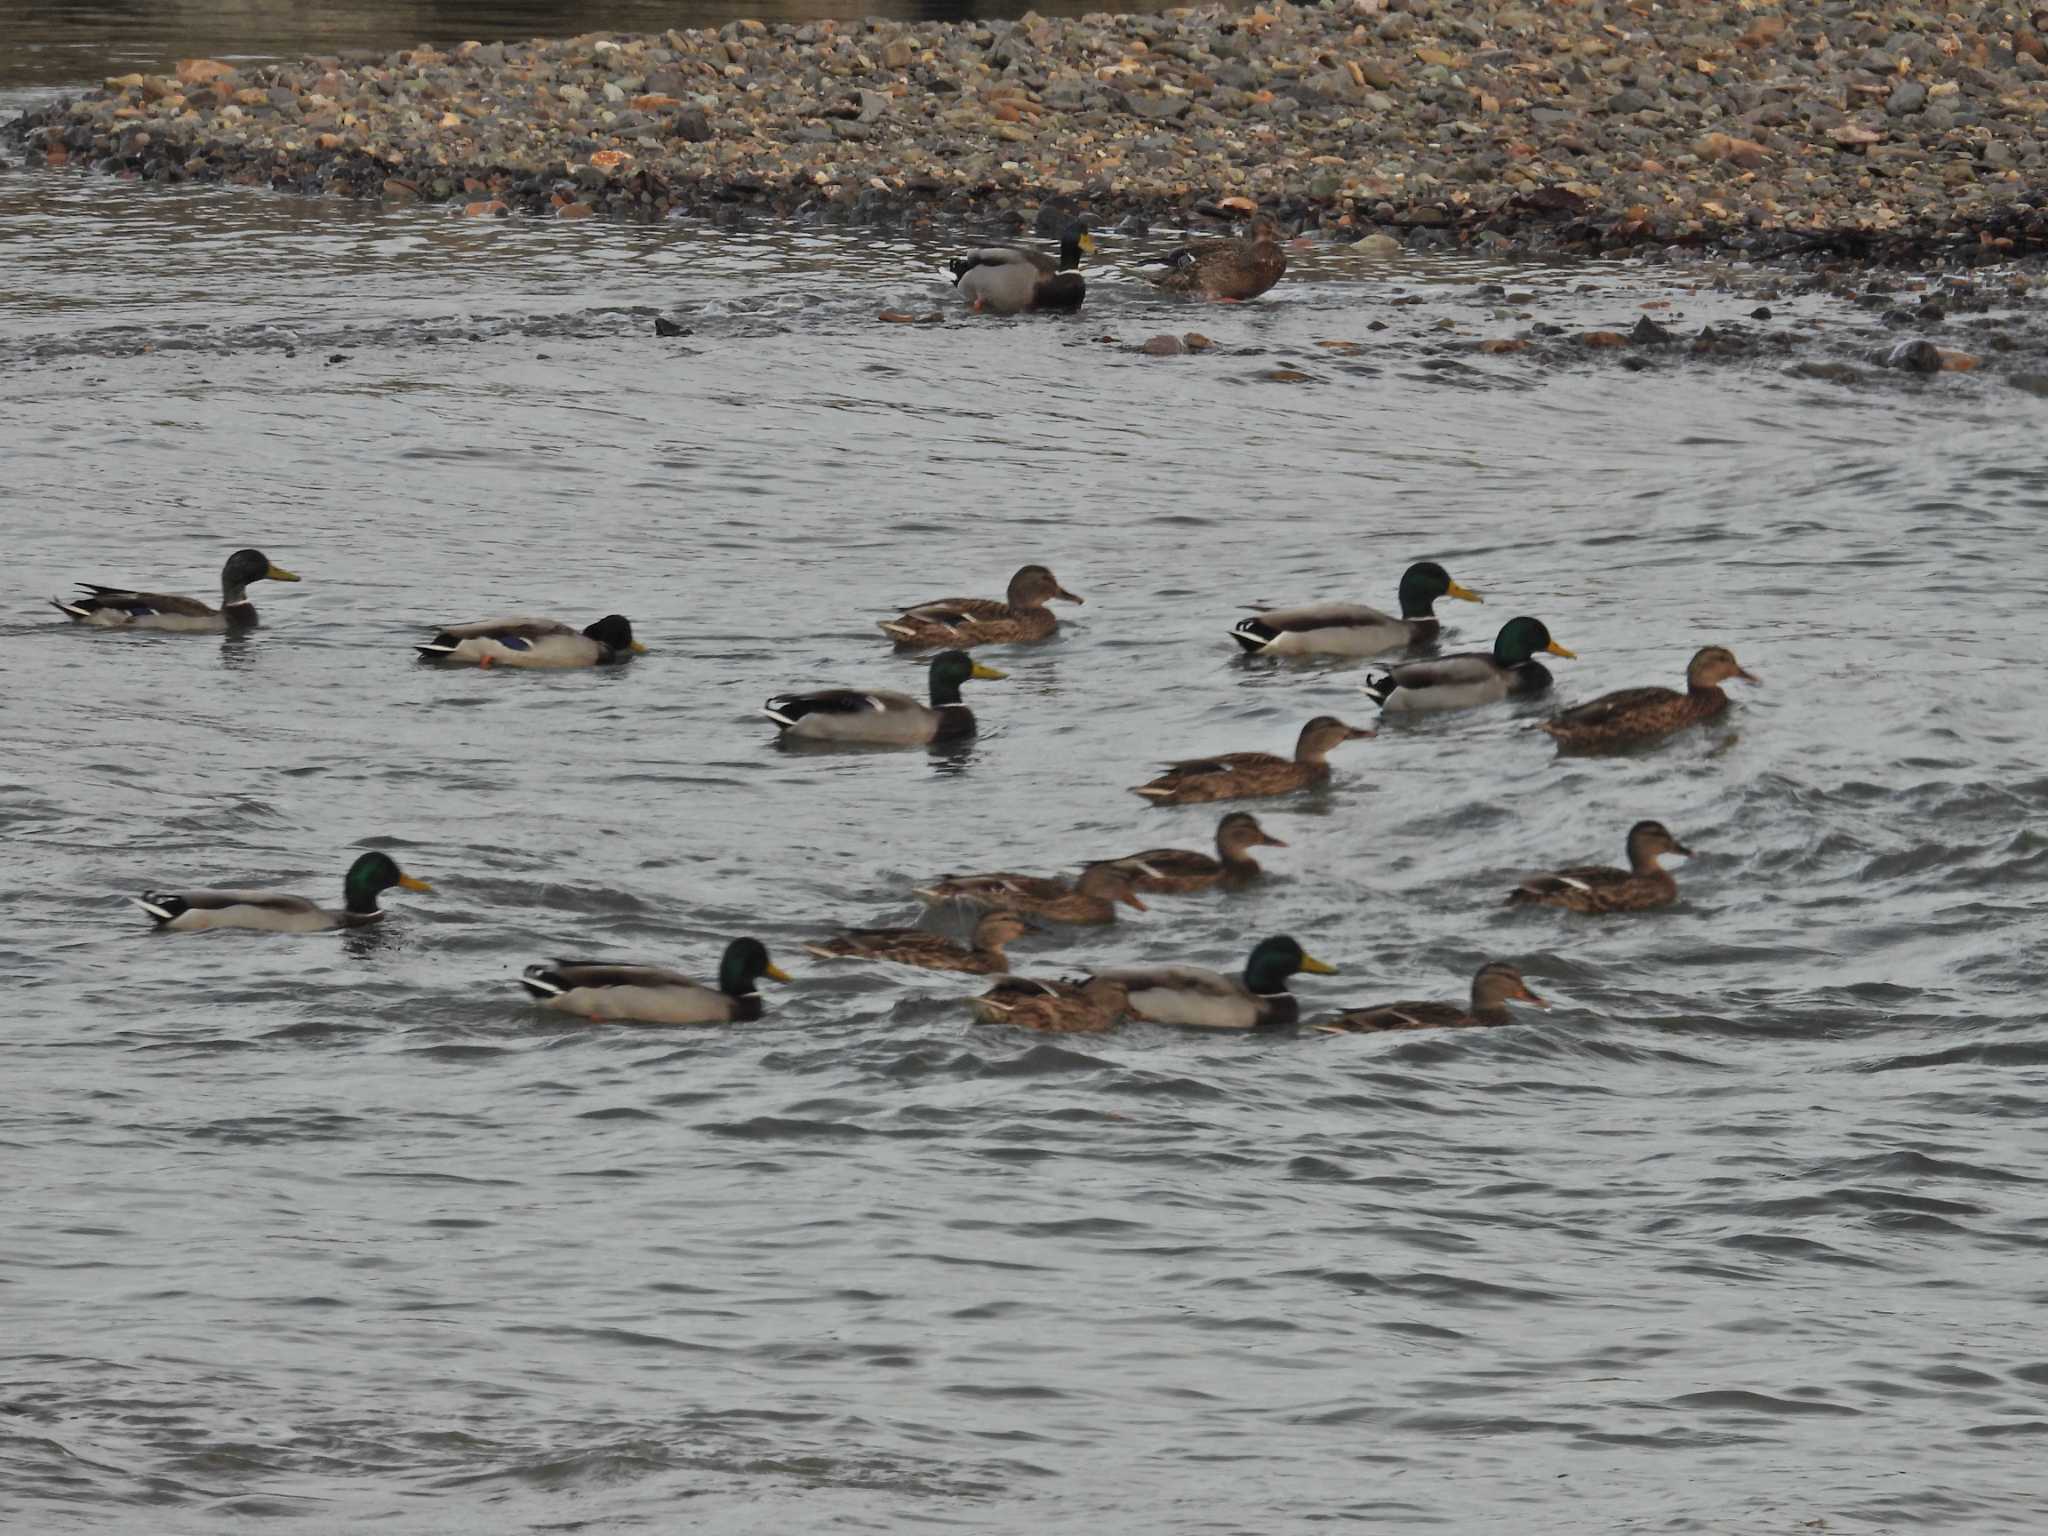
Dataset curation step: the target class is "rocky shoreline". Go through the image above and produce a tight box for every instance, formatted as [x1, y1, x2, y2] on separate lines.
[7, 1, 2048, 265]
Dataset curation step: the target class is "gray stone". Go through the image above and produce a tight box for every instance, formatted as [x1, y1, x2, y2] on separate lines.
[1120, 91, 1190, 121]
[1886, 81, 1926, 115]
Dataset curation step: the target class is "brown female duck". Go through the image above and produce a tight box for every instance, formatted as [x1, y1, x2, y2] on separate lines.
[914, 860, 1148, 924]
[878, 564, 1083, 649]
[1132, 716, 1372, 805]
[969, 975, 1131, 1033]
[804, 911, 1034, 974]
[1315, 962, 1549, 1033]
[1147, 219, 1288, 301]
[1507, 821, 1693, 914]
[1542, 646, 1758, 749]
[1106, 812, 1288, 894]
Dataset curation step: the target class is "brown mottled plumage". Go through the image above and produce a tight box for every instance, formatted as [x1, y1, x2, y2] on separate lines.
[914, 861, 1148, 925]
[969, 975, 1131, 1033]
[1106, 812, 1288, 894]
[1508, 821, 1693, 914]
[1148, 220, 1288, 301]
[1132, 717, 1372, 806]
[878, 565, 1083, 649]
[804, 911, 1034, 974]
[1315, 962, 1548, 1034]
[1542, 646, 1759, 750]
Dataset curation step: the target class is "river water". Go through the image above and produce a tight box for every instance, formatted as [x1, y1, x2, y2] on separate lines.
[6, 6, 2048, 1533]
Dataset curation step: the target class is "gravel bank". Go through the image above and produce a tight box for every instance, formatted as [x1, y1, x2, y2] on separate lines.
[8, 1, 2048, 263]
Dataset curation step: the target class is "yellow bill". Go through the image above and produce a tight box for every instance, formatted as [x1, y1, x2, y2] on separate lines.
[267, 564, 302, 582]
[398, 874, 433, 892]
[970, 662, 1008, 680]
[1546, 641, 1578, 659]
[1299, 953, 1339, 976]
[1447, 580, 1482, 602]
[764, 962, 793, 984]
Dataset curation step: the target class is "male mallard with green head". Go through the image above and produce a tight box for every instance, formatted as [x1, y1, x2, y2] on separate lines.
[520, 938, 791, 1025]
[950, 224, 1095, 314]
[1507, 821, 1693, 914]
[1105, 812, 1288, 894]
[132, 850, 431, 932]
[53, 547, 301, 632]
[1231, 560, 1482, 657]
[1366, 616, 1577, 714]
[765, 649, 1006, 745]
[1315, 962, 1549, 1033]
[1132, 716, 1373, 805]
[1542, 646, 1758, 749]
[878, 564, 1083, 649]
[417, 614, 646, 668]
[1091, 934, 1337, 1031]
[805, 911, 1034, 975]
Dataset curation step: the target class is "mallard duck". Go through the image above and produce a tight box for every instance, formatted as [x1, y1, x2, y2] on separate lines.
[805, 910, 1033, 974]
[1315, 962, 1548, 1033]
[131, 850, 430, 932]
[950, 224, 1095, 314]
[969, 975, 1131, 1033]
[878, 564, 1082, 649]
[1132, 716, 1372, 805]
[1365, 616, 1576, 714]
[914, 861, 1147, 924]
[416, 614, 645, 668]
[764, 649, 1006, 745]
[1092, 934, 1337, 1031]
[1507, 821, 1692, 913]
[1541, 646, 1759, 749]
[1231, 560, 1482, 657]
[1146, 219, 1287, 301]
[519, 938, 790, 1025]
[1106, 812, 1287, 894]
[51, 547, 301, 632]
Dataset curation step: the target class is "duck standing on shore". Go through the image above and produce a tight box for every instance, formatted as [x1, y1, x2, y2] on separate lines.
[1147, 219, 1287, 301]
[950, 224, 1094, 313]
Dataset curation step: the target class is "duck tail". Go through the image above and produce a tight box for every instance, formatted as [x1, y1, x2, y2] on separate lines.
[1363, 672, 1397, 705]
[50, 596, 92, 622]
[416, 631, 460, 658]
[131, 894, 184, 924]
[1229, 618, 1277, 654]
[519, 964, 567, 1000]
[762, 696, 805, 728]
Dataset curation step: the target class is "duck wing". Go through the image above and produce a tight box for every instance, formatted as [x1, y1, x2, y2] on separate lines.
[73, 585, 218, 617]
[1549, 685, 1680, 728]
[1318, 1000, 1466, 1032]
